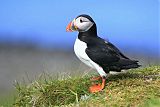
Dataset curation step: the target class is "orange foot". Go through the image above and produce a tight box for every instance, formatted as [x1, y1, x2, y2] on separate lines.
[89, 84, 103, 93]
[89, 78, 106, 93]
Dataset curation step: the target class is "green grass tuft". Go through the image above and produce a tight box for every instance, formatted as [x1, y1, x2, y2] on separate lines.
[14, 66, 160, 107]
[140, 97, 160, 107]
[14, 76, 91, 107]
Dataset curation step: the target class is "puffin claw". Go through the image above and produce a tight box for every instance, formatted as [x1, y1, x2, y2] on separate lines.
[89, 84, 103, 93]
[89, 78, 106, 93]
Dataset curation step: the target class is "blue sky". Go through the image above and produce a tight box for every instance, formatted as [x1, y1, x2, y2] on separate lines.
[0, 0, 159, 55]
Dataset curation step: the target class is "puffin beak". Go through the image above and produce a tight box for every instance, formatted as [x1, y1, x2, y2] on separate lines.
[66, 19, 78, 32]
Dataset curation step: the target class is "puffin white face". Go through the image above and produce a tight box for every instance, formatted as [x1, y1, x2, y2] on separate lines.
[66, 16, 94, 32]
[74, 17, 94, 32]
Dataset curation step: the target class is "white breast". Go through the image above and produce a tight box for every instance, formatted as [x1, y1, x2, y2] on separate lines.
[74, 38, 94, 68]
[74, 38, 107, 77]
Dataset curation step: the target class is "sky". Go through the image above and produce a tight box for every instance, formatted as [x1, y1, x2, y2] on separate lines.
[0, 0, 159, 55]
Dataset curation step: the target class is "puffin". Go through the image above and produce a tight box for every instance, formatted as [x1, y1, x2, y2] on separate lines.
[66, 14, 140, 93]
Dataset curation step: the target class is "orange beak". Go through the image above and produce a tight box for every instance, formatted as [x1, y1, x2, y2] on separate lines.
[66, 19, 78, 32]
[66, 21, 73, 32]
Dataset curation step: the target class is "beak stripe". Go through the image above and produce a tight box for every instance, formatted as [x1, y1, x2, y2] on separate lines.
[66, 19, 78, 32]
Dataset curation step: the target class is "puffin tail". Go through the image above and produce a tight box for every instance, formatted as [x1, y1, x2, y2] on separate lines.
[119, 59, 141, 69]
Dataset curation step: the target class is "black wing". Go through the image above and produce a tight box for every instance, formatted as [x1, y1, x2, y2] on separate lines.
[85, 37, 128, 66]
[107, 42, 129, 59]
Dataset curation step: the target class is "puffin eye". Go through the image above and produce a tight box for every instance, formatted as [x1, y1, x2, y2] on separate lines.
[80, 19, 83, 23]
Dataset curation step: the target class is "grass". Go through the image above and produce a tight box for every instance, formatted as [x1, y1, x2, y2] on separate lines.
[141, 97, 160, 107]
[12, 66, 160, 107]
[0, 92, 16, 107]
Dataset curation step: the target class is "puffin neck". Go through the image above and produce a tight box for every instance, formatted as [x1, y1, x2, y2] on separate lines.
[78, 24, 97, 39]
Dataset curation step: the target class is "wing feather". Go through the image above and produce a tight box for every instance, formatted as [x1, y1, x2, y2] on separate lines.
[85, 37, 124, 65]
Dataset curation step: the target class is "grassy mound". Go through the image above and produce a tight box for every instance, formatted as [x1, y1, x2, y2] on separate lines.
[14, 66, 160, 107]
[14, 77, 90, 106]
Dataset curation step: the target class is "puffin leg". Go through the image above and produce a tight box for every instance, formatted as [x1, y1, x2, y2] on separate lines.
[89, 77, 106, 93]
[90, 76, 102, 81]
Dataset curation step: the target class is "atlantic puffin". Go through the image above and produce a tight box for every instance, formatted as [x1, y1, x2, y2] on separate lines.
[66, 14, 140, 93]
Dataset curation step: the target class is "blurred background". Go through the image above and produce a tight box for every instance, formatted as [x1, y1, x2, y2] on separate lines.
[0, 0, 159, 96]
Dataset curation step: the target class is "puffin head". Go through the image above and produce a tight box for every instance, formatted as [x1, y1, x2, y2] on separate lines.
[66, 14, 95, 32]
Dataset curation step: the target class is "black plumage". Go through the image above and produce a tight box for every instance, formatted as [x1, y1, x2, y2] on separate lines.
[78, 17, 140, 73]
